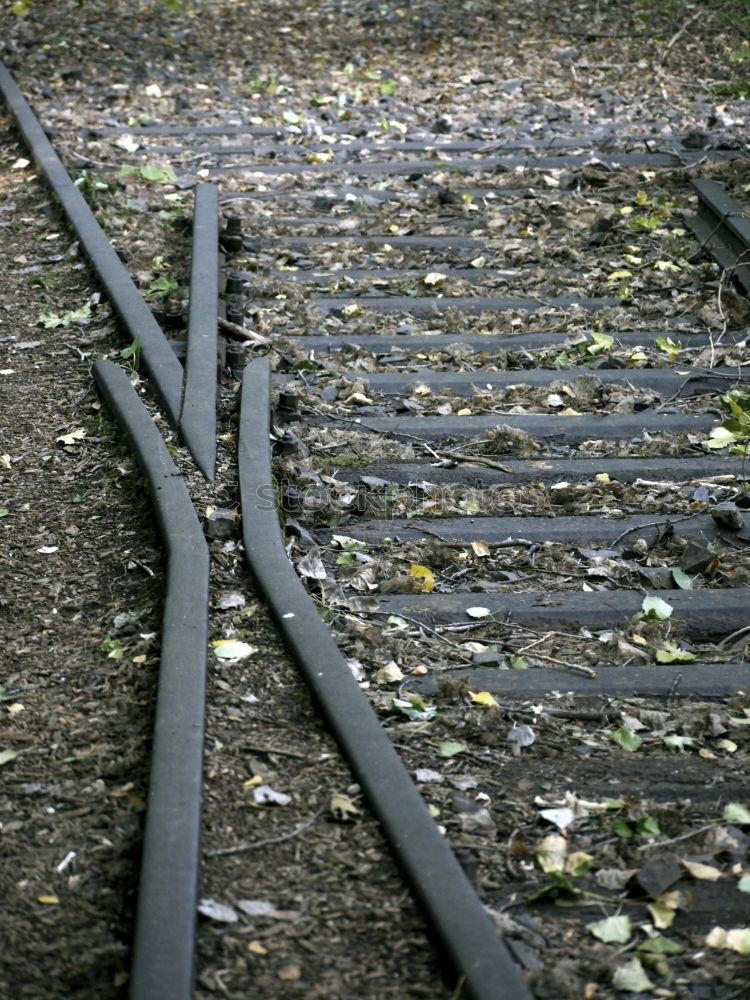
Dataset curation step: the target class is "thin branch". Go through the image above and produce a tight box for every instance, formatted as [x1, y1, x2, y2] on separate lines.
[204, 808, 325, 857]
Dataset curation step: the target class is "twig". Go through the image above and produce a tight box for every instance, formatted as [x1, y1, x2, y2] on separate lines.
[369, 610, 466, 650]
[523, 651, 598, 677]
[661, 8, 704, 63]
[610, 509, 705, 547]
[636, 821, 716, 851]
[436, 450, 513, 472]
[218, 315, 270, 345]
[719, 624, 750, 647]
[204, 808, 325, 857]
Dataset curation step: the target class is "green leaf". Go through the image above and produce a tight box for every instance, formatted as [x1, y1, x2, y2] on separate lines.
[737, 874, 750, 894]
[510, 655, 528, 670]
[335, 553, 356, 565]
[331, 534, 366, 550]
[612, 818, 634, 838]
[388, 697, 439, 722]
[636, 815, 661, 836]
[671, 567, 693, 590]
[636, 595, 673, 621]
[140, 164, 177, 184]
[611, 727, 643, 752]
[662, 734, 695, 752]
[638, 934, 684, 954]
[723, 802, 750, 824]
[612, 957, 653, 992]
[655, 642, 695, 663]
[526, 871, 582, 904]
[0, 749, 20, 766]
[437, 740, 467, 758]
[587, 914, 632, 943]
[0, 508, 9, 517]
[150, 275, 180, 297]
[586, 331, 614, 356]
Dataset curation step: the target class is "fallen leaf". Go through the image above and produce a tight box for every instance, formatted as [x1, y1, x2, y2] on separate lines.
[0, 750, 20, 766]
[612, 957, 653, 992]
[212, 640, 257, 660]
[536, 833, 567, 873]
[466, 606, 491, 618]
[330, 792, 361, 821]
[37, 895, 59, 905]
[437, 740, 467, 757]
[507, 723, 535, 748]
[705, 926, 750, 954]
[252, 784, 292, 807]
[681, 859, 722, 881]
[198, 899, 238, 922]
[470, 540, 491, 557]
[540, 807, 576, 831]
[373, 660, 404, 683]
[410, 563, 436, 592]
[610, 727, 643, 752]
[470, 691, 498, 707]
[56, 429, 86, 446]
[724, 802, 750, 825]
[587, 914, 631, 943]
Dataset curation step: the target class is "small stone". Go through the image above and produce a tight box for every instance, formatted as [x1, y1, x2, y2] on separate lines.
[634, 853, 682, 897]
[679, 540, 715, 574]
[711, 502, 744, 532]
[637, 566, 676, 589]
[204, 508, 236, 539]
[472, 649, 503, 666]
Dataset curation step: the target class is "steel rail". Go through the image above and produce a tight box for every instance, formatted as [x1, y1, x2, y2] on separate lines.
[687, 179, 750, 295]
[181, 183, 219, 480]
[238, 357, 534, 1000]
[92, 361, 209, 1000]
[0, 62, 185, 428]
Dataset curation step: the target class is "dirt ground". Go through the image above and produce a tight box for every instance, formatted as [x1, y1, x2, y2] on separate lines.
[1, 1, 750, 998]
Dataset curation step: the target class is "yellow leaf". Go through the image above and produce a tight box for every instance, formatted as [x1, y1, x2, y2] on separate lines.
[559, 407, 580, 416]
[648, 901, 675, 929]
[608, 269, 632, 281]
[0, 454, 11, 470]
[6, 703, 24, 714]
[132, 655, 147, 664]
[630, 351, 648, 361]
[595, 473, 610, 484]
[243, 776, 263, 788]
[698, 748, 717, 760]
[456, 408, 472, 416]
[630, 634, 649, 646]
[471, 691, 498, 708]
[248, 940, 268, 955]
[471, 540, 490, 558]
[410, 564, 435, 593]
[38, 895, 59, 905]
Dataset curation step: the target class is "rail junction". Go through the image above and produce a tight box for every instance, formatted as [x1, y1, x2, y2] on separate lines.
[2, 5, 750, 997]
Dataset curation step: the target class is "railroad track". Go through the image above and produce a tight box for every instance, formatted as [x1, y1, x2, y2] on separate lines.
[3, 51, 750, 1000]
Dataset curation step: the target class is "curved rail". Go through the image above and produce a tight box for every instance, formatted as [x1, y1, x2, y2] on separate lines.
[92, 361, 209, 1000]
[0, 62, 184, 428]
[237, 357, 534, 1000]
